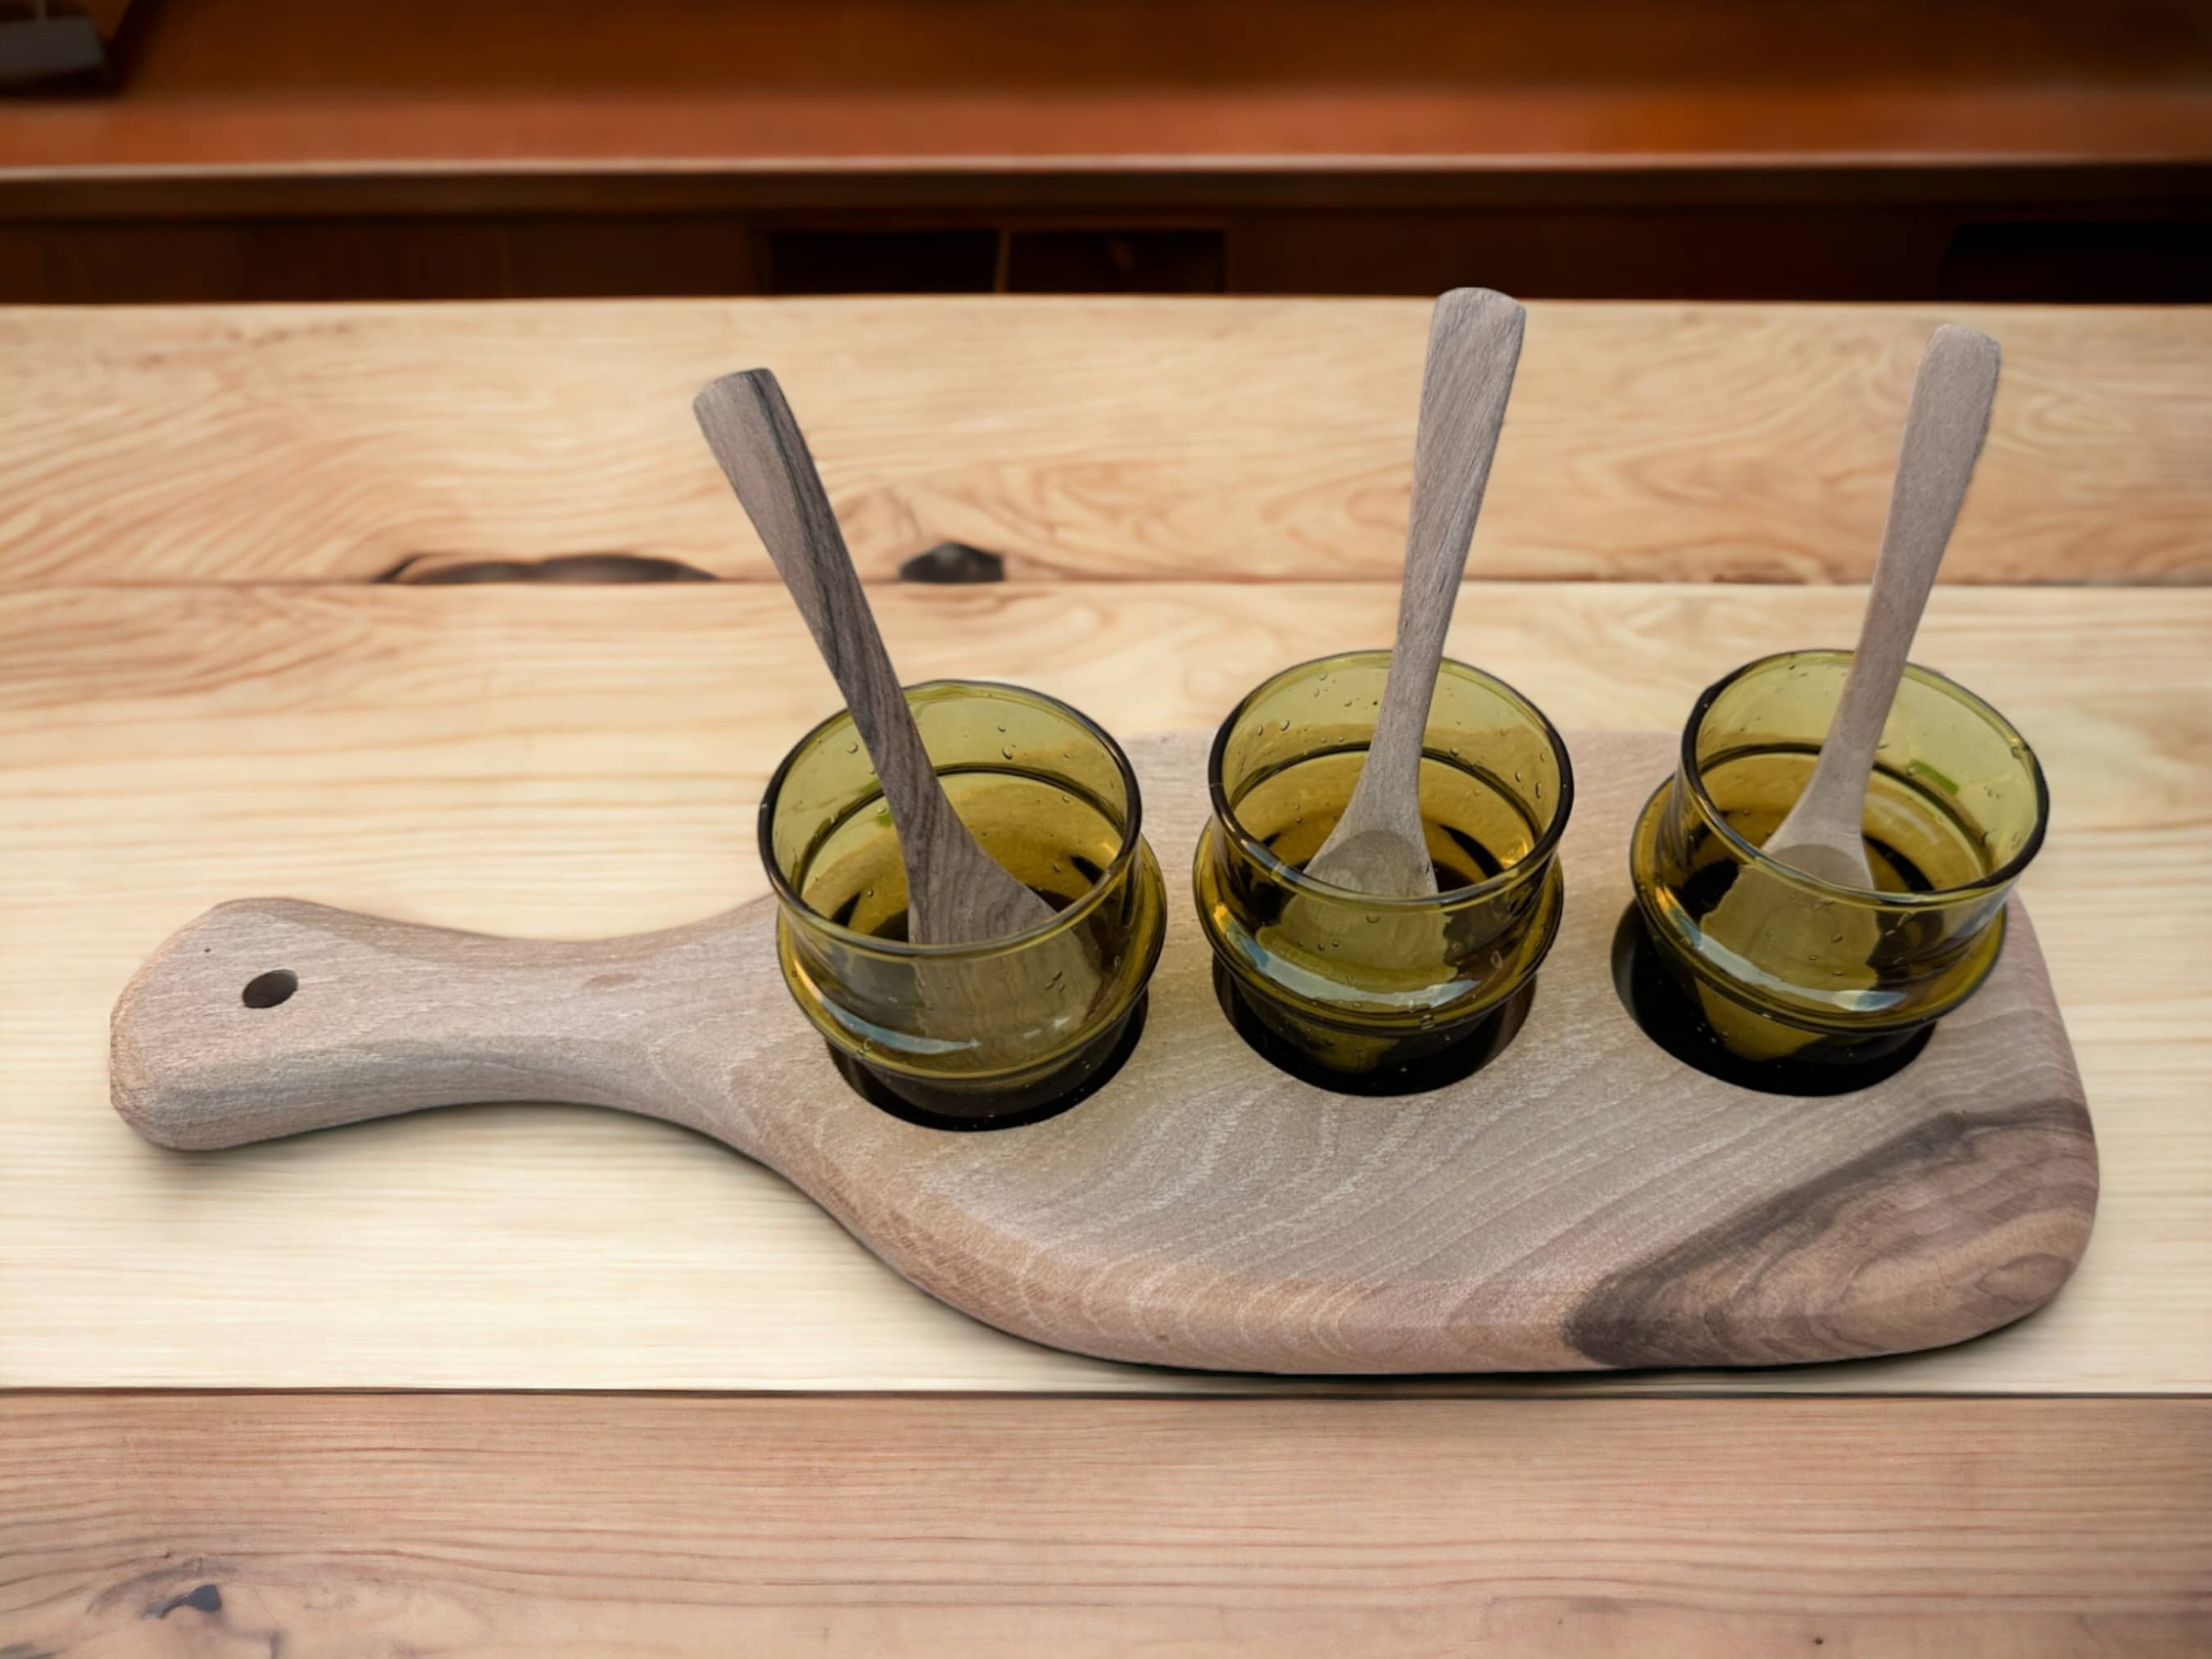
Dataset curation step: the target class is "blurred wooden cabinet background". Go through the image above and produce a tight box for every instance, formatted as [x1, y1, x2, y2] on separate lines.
[4, 0, 2210, 303]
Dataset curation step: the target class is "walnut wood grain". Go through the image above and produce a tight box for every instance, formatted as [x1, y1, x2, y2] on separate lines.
[2, 299, 2205, 586]
[5, 1394, 2208, 1657]
[6, 579, 2201, 1392]
[109, 728, 2096, 1375]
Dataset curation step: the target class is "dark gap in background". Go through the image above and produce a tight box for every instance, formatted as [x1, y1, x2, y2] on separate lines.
[6, 202, 2208, 304]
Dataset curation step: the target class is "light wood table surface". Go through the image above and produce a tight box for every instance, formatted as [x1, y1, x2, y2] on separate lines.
[2, 299, 2207, 1652]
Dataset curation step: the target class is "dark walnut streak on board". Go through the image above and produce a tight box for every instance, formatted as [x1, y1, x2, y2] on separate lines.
[109, 731, 2095, 1375]
[1566, 1098, 2097, 1368]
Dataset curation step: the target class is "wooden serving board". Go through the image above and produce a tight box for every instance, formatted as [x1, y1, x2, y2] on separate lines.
[110, 729, 2096, 1374]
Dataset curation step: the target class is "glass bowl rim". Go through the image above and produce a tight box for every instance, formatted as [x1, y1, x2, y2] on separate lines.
[758, 678, 1147, 959]
[1680, 648, 2051, 909]
[1205, 649, 1575, 911]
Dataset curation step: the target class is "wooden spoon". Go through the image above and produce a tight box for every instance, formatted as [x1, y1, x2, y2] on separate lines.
[696, 369, 1099, 1075]
[1765, 324, 2002, 886]
[1303, 288, 1527, 897]
[693, 369, 1055, 945]
[1696, 324, 2001, 1061]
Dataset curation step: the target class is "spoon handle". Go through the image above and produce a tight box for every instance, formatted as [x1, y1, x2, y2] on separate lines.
[695, 369, 1033, 941]
[1364, 288, 1527, 808]
[1784, 326, 2002, 852]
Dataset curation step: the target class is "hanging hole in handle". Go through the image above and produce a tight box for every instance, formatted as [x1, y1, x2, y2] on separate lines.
[243, 969, 298, 1009]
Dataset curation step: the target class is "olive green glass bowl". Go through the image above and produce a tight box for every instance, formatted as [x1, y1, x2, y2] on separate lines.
[762, 680, 1167, 1122]
[1629, 650, 2049, 1067]
[1194, 651, 1572, 1079]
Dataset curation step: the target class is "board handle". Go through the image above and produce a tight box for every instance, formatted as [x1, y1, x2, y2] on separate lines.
[111, 898, 700, 1150]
